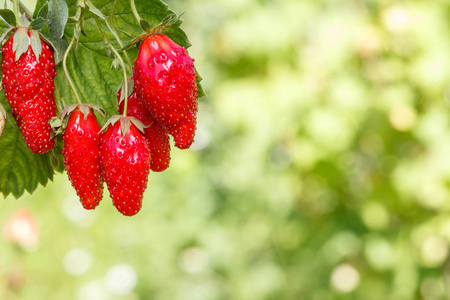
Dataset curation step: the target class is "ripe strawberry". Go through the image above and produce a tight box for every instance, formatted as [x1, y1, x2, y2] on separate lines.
[118, 90, 171, 172]
[62, 105, 104, 209]
[145, 119, 171, 172]
[133, 33, 198, 149]
[1, 29, 56, 154]
[100, 117, 151, 216]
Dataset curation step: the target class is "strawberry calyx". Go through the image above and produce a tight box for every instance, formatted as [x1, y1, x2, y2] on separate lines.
[101, 115, 145, 138]
[119, 13, 184, 52]
[1, 27, 57, 63]
[60, 103, 105, 122]
[50, 104, 105, 136]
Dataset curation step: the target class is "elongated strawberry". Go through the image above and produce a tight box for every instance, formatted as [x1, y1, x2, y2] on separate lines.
[133, 33, 198, 149]
[145, 119, 171, 172]
[1, 28, 56, 154]
[62, 105, 104, 209]
[118, 90, 171, 172]
[100, 117, 151, 216]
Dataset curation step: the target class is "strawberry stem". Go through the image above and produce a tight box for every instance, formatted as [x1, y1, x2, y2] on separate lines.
[130, 0, 141, 25]
[63, 36, 82, 105]
[109, 0, 132, 71]
[12, 0, 22, 26]
[92, 14, 129, 116]
[111, 46, 129, 117]
[17, 0, 32, 19]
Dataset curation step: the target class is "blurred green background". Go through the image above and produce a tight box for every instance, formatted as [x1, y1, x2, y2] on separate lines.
[2, 0, 450, 299]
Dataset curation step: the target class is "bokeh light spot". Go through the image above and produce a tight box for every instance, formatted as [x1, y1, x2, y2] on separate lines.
[331, 264, 360, 293]
[104, 263, 138, 295]
[63, 248, 93, 276]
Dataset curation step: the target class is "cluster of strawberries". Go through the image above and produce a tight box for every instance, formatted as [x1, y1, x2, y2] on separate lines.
[1, 29, 198, 216]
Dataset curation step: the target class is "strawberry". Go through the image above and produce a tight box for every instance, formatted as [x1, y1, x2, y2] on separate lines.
[145, 119, 171, 172]
[118, 89, 171, 172]
[100, 117, 151, 216]
[62, 105, 104, 209]
[1, 28, 56, 154]
[133, 33, 198, 149]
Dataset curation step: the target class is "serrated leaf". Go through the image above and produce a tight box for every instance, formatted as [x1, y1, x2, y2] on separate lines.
[47, 0, 68, 40]
[30, 30, 42, 61]
[0, 94, 61, 198]
[0, 9, 16, 26]
[13, 28, 29, 61]
[49, 136, 65, 173]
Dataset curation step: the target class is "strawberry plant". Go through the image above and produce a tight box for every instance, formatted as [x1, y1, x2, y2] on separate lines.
[0, 0, 204, 216]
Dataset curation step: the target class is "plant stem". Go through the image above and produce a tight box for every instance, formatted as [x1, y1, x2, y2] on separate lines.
[130, 0, 141, 24]
[12, 0, 22, 26]
[93, 14, 109, 49]
[63, 36, 82, 105]
[18, 0, 32, 19]
[92, 14, 129, 116]
[110, 47, 129, 117]
[110, 0, 132, 71]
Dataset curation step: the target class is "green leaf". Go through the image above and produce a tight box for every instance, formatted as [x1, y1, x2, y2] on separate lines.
[52, 35, 68, 63]
[195, 67, 206, 98]
[47, 0, 68, 40]
[0, 9, 16, 26]
[0, 94, 60, 198]
[30, 16, 49, 30]
[139, 19, 151, 32]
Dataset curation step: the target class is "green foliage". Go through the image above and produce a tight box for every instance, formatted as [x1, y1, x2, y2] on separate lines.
[47, 0, 68, 40]
[0, 9, 17, 26]
[0, 94, 56, 197]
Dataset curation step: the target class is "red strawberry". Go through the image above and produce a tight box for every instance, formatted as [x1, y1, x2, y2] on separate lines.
[1, 28, 56, 154]
[100, 117, 151, 216]
[145, 119, 171, 172]
[118, 90, 171, 172]
[118, 89, 151, 125]
[133, 33, 198, 149]
[62, 105, 104, 209]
